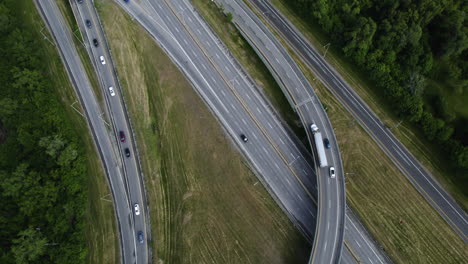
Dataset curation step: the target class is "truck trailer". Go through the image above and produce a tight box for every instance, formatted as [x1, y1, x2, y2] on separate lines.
[310, 124, 328, 168]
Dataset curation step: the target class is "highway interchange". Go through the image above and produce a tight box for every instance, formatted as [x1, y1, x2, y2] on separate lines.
[35, 0, 466, 263]
[113, 0, 390, 263]
[248, 0, 468, 243]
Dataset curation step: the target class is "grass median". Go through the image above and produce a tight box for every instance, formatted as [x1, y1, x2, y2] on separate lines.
[97, 0, 309, 263]
[192, 0, 468, 263]
[21, 0, 119, 262]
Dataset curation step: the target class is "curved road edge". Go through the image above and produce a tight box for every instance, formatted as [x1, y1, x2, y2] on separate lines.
[214, 0, 345, 262]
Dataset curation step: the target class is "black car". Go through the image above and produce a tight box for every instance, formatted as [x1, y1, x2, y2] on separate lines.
[93, 38, 99, 47]
[77, 0, 83, 3]
[324, 138, 331, 149]
[85, 19, 91, 28]
[137, 231, 144, 244]
[240, 134, 248, 142]
[124, 148, 131, 157]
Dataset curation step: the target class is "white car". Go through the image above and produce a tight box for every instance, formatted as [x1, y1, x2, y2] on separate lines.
[329, 166, 336, 178]
[108, 86, 115, 97]
[134, 203, 140, 216]
[99, 55, 106, 65]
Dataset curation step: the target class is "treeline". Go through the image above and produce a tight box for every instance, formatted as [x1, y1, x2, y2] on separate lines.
[286, 0, 468, 173]
[0, 1, 87, 263]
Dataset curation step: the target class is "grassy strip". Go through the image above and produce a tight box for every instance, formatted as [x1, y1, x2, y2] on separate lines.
[97, 1, 310, 263]
[267, 0, 468, 210]
[208, 1, 468, 263]
[55, 0, 104, 105]
[19, 0, 119, 263]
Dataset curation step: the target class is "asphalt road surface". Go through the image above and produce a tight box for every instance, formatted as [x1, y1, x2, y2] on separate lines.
[116, 0, 319, 241]
[36, 0, 150, 263]
[215, 0, 345, 262]
[114, 0, 390, 263]
[71, 0, 151, 263]
[249, 0, 468, 243]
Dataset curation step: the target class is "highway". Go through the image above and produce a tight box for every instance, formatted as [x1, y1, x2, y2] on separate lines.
[71, 0, 151, 262]
[214, 0, 345, 262]
[115, 0, 319, 241]
[248, 0, 468, 242]
[35, 0, 150, 263]
[114, 0, 390, 263]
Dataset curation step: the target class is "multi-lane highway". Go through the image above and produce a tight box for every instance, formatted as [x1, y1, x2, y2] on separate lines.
[113, 0, 390, 263]
[114, 0, 319, 241]
[214, 0, 345, 262]
[35, 0, 150, 263]
[248, 0, 468, 242]
[72, 0, 151, 262]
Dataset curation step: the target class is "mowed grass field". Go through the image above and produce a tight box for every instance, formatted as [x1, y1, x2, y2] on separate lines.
[266, 0, 468, 210]
[193, 1, 468, 263]
[19, 0, 119, 263]
[97, 1, 310, 263]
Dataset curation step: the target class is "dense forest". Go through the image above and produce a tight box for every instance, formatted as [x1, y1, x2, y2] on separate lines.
[286, 0, 468, 176]
[0, 1, 87, 263]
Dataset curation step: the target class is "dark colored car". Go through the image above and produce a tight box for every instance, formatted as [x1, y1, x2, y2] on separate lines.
[137, 231, 144, 244]
[124, 0, 129, 2]
[240, 134, 248, 142]
[324, 138, 331, 149]
[93, 38, 99, 47]
[119, 131, 126, 143]
[124, 148, 130, 157]
[85, 19, 91, 28]
[77, 0, 83, 3]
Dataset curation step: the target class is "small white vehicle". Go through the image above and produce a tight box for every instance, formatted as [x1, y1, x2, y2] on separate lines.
[99, 55, 106, 65]
[329, 166, 336, 178]
[108, 86, 115, 97]
[134, 203, 140, 216]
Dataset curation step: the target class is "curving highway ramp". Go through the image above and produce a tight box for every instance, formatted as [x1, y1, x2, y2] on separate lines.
[214, 0, 345, 262]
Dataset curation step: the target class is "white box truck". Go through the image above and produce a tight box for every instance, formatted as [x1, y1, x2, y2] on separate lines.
[310, 124, 328, 168]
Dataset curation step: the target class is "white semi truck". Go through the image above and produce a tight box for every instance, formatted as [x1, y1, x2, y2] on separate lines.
[310, 124, 328, 168]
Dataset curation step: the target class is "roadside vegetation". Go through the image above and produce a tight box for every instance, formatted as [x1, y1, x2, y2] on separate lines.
[192, 0, 468, 263]
[1, 0, 80, 263]
[97, 1, 309, 263]
[0, 0, 119, 263]
[273, 0, 468, 207]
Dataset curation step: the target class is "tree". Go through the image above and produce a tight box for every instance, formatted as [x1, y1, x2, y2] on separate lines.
[0, 98, 18, 118]
[39, 135, 65, 159]
[456, 147, 468, 169]
[429, 9, 467, 58]
[342, 17, 377, 65]
[11, 227, 47, 264]
[0, 4, 12, 35]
